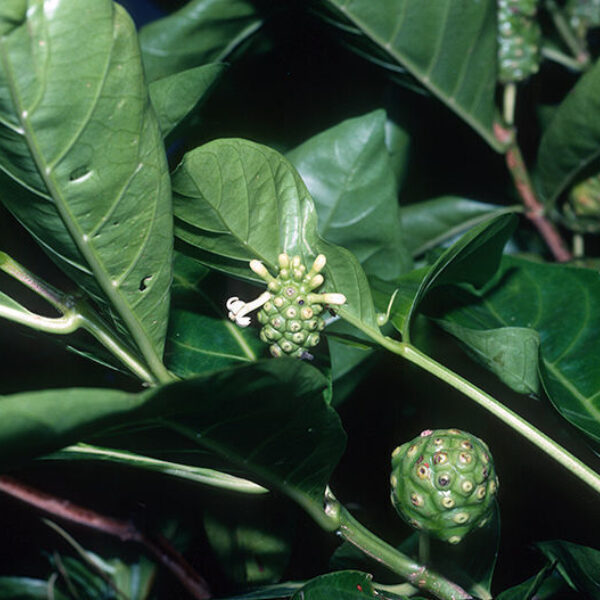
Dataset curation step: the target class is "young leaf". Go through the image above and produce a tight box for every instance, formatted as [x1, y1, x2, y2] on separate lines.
[287, 109, 412, 281]
[318, 0, 502, 151]
[537, 540, 600, 598]
[398, 214, 517, 340]
[139, 0, 265, 82]
[149, 63, 226, 137]
[431, 257, 600, 443]
[0, 1, 173, 378]
[172, 138, 380, 330]
[400, 197, 511, 257]
[536, 59, 600, 208]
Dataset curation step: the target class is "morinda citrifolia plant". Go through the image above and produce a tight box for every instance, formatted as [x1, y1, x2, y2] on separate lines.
[0, 0, 600, 598]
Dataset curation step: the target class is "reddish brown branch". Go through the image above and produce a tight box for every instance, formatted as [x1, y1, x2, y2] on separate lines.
[0, 475, 211, 600]
[495, 123, 572, 262]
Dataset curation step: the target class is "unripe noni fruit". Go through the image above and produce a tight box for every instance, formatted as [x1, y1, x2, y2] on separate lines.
[390, 428, 498, 544]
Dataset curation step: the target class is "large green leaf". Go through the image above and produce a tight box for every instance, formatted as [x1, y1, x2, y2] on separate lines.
[537, 541, 600, 598]
[431, 257, 600, 443]
[172, 138, 380, 331]
[0, 1, 173, 373]
[496, 562, 558, 600]
[390, 214, 517, 340]
[149, 63, 226, 138]
[318, 0, 502, 151]
[0, 360, 345, 525]
[166, 253, 264, 377]
[536, 59, 600, 208]
[139, 0, 265, 82]
[287, 109, 411, 281]
[400, 197, 511, 257]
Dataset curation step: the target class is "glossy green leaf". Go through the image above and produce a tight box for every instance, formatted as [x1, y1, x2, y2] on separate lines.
[496, 561, 557, 600]
[399, 214, 517, 340]
[166, 253, 264, 377]
[536, 59, 600, 207]
[0, 1, 173, 372]
[149, 63, 226, 137]
[216, 583, 303, 600]
[319, 0, 502, 151]
[47, 443, 267, 494]
[400, 197, 511, 257]
[291, 571, 377, 600]
[0, 360, 345, 525]
[431, 257, 600, 443]
[0, 578, 69, 600]
[537, 541, 600, 598]
[172, 138, 380, 331]
[287, 109, 411, 281]
[436, 321, 540, 394]
[139, 0, 264, 82]
[204, 499, 294, 584]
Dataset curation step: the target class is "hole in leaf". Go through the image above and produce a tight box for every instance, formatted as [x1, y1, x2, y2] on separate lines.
[69, 166, 91, 182]
[139, 275, 152, 291]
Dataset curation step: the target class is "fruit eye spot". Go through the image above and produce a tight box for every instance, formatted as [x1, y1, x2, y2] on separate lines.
[416, 466, 429, 479]
[438, 475, 451, 486]
[410, 492, 424, 507]
[453, 512, 469, 524]
[285, 287, 296, 297]
[298, 299, 305, 305]
[441, 496, 455, 508]
[434, 437, 444, 445]
[461, 441, 473, 449]
[462, 480, 474, 493]
[459, 452, 472, 464]
[433, 451, 448, 464]
[476, 485, 487, 499]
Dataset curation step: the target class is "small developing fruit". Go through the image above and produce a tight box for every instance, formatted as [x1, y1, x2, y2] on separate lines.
[390, 428, 498, 544]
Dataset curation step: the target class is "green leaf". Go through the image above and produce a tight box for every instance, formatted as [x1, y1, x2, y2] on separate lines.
[139, 0, 264, 82]
[0, 578, 69, 600]
[430, 257, 600, 443]
[215, 583, 303, 600]
[47, 443, 267, 494]
[436, 321, 540, 395]
[291, 571, 377, 600]
[400, 197, 511, 257]
[537, 541, 600, 599]
[287, 109, 412, 281]
[203, 498, 294, 585]
[149, 63, 226, 137]
[172, 138, 380, 331]
[318, 0, 502, 151]
[0, 1, 173, 376]
[0, 360, 345, 526]
[396, 214, 517, 340]
[536, 59, 600, 207]
[496, 561, 557, 600]
[165, 253, 264, 377]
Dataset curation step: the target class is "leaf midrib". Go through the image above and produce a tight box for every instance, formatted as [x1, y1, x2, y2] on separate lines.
[326, 0, 503, 151]
[0, 15, 163, 378]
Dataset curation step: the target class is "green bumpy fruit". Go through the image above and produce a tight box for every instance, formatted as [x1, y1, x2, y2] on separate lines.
[497, 0, 542, 84]
[390, 429, 498, 544]
[256, 270, 326, 359]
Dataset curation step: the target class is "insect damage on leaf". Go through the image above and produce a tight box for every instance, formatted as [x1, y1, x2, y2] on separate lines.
[226, 253, 346, 360]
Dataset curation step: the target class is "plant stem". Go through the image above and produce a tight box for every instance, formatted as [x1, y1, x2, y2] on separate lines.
[0, 475, 211, 599]
[333, 502, 472, 600]
[378, 338, 600, 496]
[545, 0, 590, 66]
[541, 45, 587, 71]
[418, 532, 430, 566]
[494, 123, 572, 263]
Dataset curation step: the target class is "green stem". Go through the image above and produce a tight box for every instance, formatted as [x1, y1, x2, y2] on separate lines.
[418, 532, 430, 566]
[378, 338, 600, 496]
[0, 251, 161, 385]
[542, 45, 587, 71]
[545, 0, 590, 65]
[331, 501, 472, 600]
